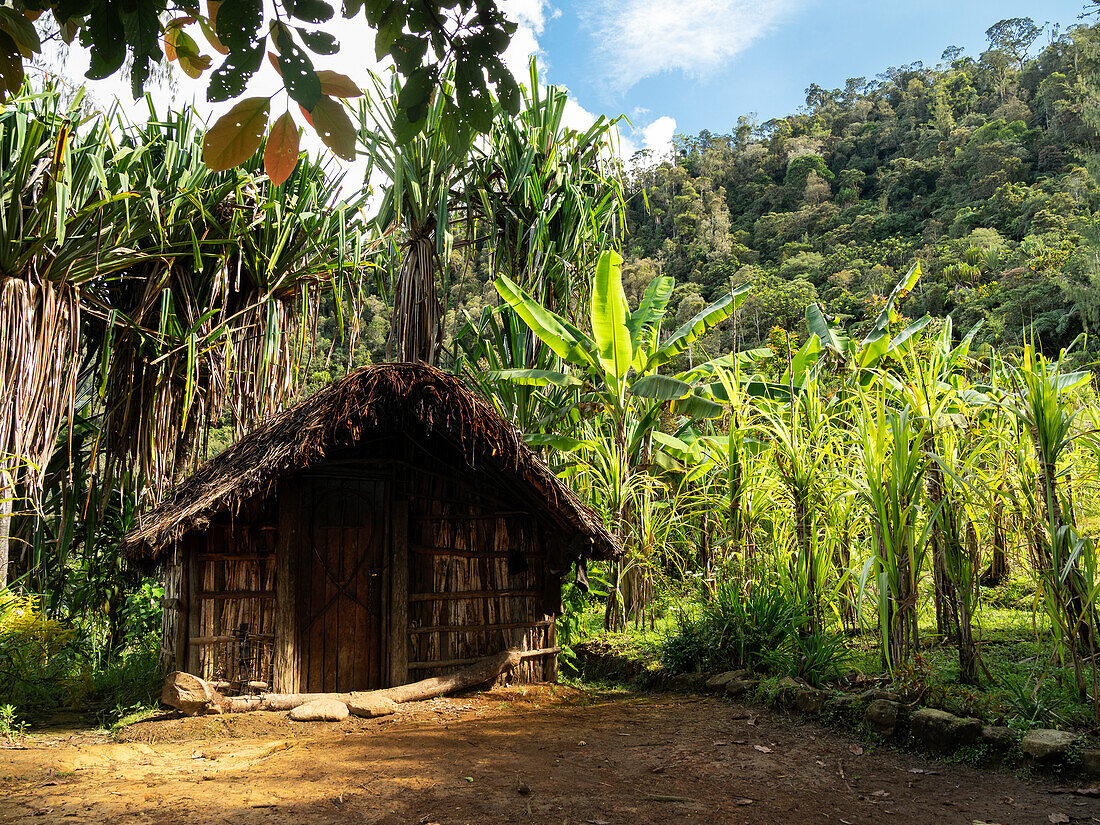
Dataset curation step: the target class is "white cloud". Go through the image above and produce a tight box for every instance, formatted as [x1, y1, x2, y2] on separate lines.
[641, 115, 676, 159]
[585, 0, 800, 93]
[559, 96, 677, 171]
[498, 0, 559, 77]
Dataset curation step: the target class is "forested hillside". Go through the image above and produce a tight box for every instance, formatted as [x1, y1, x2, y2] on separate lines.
[620, 17, 1100, 359]
[304, 16, 1100, 391]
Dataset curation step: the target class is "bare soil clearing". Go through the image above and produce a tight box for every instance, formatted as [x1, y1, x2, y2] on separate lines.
[1, 686, 1097, 824]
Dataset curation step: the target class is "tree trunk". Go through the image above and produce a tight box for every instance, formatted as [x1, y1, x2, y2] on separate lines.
[0, 476, 9, 589]
[925, 444, 958, 641]
[982, 493, 1008, 586]
[386, 232, 441, 365]
[957, 521, 980, 684]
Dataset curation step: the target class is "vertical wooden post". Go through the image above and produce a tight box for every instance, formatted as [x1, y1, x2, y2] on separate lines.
[274, 480, 301, 693]
[159, 554, 186, 675]
[388, 498, 409, 688]
[186, 546, 201, 676]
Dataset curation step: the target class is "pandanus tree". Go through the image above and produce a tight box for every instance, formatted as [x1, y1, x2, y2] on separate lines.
[95, 103, 366, 504]
[475, 58, 625, 315]
[0, 85, 367, 601]
[0, 88, 145, 585]
[458, 59, 625, 431]
[356, 70, 474, 365]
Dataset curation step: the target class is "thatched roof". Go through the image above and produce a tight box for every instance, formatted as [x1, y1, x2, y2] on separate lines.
[122, 363, 619, 562]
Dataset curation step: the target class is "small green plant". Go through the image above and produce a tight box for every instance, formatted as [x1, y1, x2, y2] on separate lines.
[891, 652, 935, 704]
[0, 704, 26, 741]
[661, 577, 806, 674]
[108, 703, 160, 734]
[773, 630, 853, 688]
[1000, 673, 1070, 729]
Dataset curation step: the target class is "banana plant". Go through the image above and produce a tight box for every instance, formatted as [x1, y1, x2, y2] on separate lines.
[493, 248, 753, 467]
[802, 261, 931, 380]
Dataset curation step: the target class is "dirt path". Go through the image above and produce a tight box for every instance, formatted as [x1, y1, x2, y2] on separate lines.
[1, 687, 1097, 824]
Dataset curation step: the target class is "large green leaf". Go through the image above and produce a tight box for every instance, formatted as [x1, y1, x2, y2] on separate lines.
[805, 302, 849, 354]
[672, 392, 725, 419]
[524, 433, 592, 452]
[629, 374, 692, 401]
[487, 368, 582, 388]
[789, 334, 822, 388]
[651, 430, 699, 461]
[627, 274, 673, 366]
[677, 348, 773, 382]
[590, 250, 633, 381]
[495, 275, 598, 369]
[649, 282, 750, 370]
[887, 314, 932, 356]
[863, 260, 922, 346]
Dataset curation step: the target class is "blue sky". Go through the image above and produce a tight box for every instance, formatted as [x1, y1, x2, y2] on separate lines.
[48, 0, 1091, 171]
[502, 0, 1089, 156]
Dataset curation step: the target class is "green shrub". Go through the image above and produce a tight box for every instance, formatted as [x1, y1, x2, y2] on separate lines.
[771, 629, 852, 687]
[662, 578, 806, 673]
[0, 590, 88, 712]
[92, 634, 161, 725]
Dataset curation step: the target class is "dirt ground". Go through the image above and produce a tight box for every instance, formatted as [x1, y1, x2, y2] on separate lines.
[1, 686, 1098, 824]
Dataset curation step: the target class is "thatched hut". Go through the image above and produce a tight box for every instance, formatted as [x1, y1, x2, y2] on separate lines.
[122, 363, 618, 695]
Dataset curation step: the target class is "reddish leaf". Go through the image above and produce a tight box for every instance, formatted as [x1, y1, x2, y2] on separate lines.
[198, 15, 228, 56]
[264, 112, 300, 187]
[203, 97, 270, 171]
[267, 50, 282, 75]
[316, 70, 362, 98]
[163, 28, 179, 62]
[309, 95, 356, 161]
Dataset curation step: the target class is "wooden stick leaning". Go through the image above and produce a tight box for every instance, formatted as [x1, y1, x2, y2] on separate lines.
[162, 647, 558, 716]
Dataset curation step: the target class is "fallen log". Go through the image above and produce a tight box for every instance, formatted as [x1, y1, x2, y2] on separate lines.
[162, 647, 548, 716]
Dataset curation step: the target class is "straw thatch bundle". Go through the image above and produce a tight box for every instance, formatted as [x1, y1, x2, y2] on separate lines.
[122, 363, 619, 561]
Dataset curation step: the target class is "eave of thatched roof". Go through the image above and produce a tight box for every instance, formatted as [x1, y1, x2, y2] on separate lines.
[121, 363, 620, 562]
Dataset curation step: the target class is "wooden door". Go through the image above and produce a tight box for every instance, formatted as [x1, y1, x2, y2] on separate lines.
[296, 475, 386, 692]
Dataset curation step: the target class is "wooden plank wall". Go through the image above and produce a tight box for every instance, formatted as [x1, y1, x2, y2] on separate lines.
[159, 554, 185, 674]
[186, 504, 278, 693]
[404, 466, 557, 683]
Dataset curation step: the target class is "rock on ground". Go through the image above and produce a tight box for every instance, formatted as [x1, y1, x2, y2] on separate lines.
[288, 698, 350, 722]
[1020, 729, 1077, 762]
[346, 694, 398, 718]
[1081, 747, 1100, 776]
[706, 670, 749, 691]
[864, 699, 901, 735]
[161, 671, 227, 716]
[909, 708, 981, 752]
